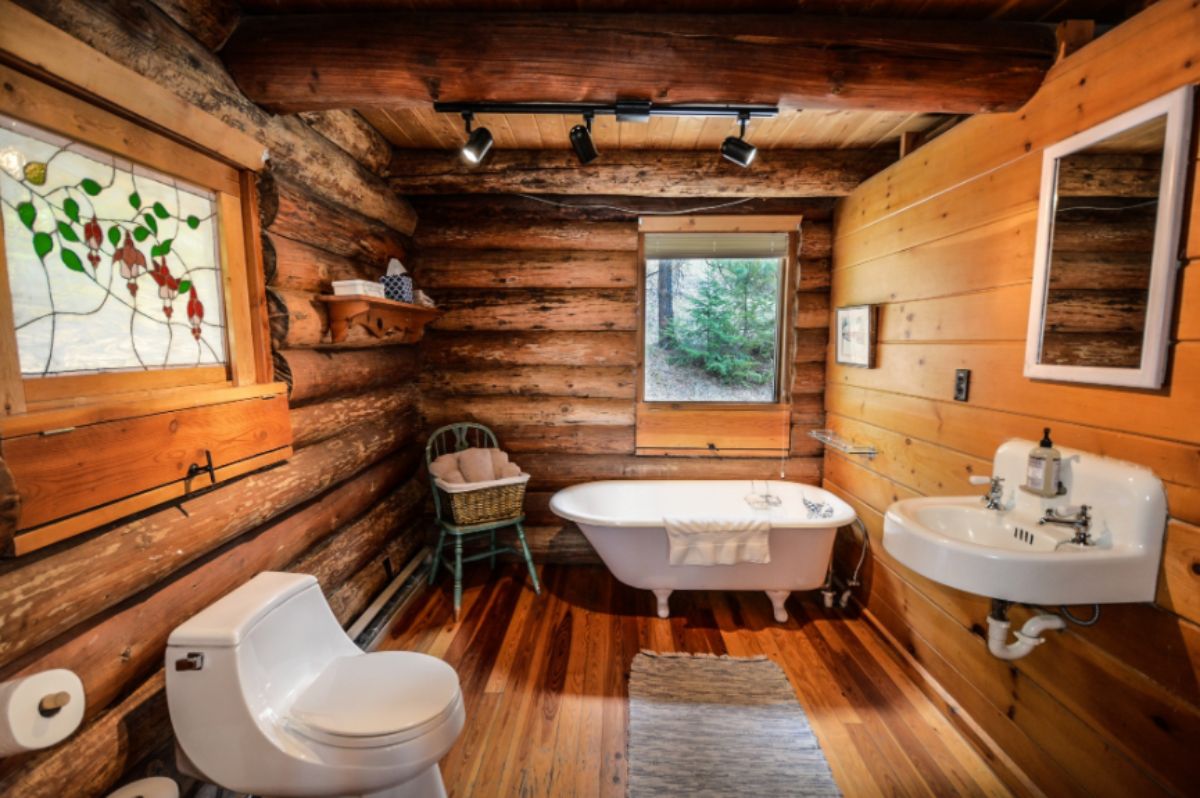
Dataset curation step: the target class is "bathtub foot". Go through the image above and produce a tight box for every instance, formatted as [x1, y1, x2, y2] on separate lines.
[766, 590, 790, 623]
[652, 589, 673, 619]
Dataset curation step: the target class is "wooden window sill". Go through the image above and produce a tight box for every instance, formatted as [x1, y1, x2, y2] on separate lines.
[634, 403, 791, 457]
[1, 382, 293, 556]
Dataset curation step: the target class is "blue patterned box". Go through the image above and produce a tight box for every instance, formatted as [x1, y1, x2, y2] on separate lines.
[380, 274, 413, 303]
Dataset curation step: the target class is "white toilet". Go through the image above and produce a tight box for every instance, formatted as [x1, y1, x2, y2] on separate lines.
[165, 572, 464, 798]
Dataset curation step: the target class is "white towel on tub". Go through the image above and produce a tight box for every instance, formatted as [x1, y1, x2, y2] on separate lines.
[664, 516, 771, 566]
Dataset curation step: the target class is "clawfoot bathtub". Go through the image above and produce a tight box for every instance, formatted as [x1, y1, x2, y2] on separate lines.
[549, 480, 856, 622]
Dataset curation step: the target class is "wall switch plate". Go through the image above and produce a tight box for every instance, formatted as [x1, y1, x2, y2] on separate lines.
[954, 369, 971, 402]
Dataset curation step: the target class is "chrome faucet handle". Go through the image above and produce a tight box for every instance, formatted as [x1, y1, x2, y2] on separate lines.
[970, 475, 1005, 509]
[1039, 504, 1093, 545]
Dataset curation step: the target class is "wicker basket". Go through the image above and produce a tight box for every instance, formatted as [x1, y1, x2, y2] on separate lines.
[436, 474, 529, 525]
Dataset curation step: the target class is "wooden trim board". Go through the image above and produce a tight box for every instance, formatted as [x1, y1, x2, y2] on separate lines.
[0, 0, 265, 171]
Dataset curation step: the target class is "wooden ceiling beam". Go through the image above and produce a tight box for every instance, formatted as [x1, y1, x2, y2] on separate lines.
[222, 13, 1057, 114]
[388, 148, 895, 197]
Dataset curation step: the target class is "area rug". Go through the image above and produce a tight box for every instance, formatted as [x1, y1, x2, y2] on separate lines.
[628, 651, 841, 797]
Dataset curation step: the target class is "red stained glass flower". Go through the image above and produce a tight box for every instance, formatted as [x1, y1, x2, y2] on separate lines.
[113, 231, 146, 296]
[83, 216, 102, 269]
[149, 257, 180, 317]
[187, 287, 204, 340]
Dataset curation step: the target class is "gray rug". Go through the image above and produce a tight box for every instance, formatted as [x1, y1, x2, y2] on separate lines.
[628, 652, 841, 797]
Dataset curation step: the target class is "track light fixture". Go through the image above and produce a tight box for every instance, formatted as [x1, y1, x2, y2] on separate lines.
[437, 103, 778, 168]
[720, 112, 757, 168]
[459, 112, 494, 165]
[569, 113, 599, 165]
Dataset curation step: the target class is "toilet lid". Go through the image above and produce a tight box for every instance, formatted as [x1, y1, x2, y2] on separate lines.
[289, 652, 460, 740]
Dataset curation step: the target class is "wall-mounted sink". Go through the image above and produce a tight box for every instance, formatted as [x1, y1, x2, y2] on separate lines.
[883, 439, 1167, 606]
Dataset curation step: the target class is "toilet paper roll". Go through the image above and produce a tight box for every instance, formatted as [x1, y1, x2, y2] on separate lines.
[0, 669, 85, 756]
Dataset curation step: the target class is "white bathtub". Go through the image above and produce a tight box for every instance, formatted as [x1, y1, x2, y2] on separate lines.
[549, 480, 856, 622]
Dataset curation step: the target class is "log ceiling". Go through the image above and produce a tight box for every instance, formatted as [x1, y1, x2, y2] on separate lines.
[237, 0, 1139, 24]
[221, 1, 1149, 153]
[363, 107, 949, 152]
[221, 13, 1058, 115]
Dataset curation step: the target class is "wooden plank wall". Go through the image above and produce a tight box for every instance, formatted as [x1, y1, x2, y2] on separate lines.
[411, 195, 834, 561]
[0, 2, 429, 795]
[825, 1, 1200, 795]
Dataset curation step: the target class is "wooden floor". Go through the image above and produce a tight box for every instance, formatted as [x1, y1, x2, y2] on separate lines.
[379, 564, 1012, 797]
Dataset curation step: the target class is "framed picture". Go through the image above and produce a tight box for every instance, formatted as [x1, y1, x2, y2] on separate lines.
[835, 304, 877, 368]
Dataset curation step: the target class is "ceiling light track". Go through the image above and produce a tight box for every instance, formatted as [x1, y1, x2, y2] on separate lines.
[433, 101, 780, 120]
[442, 102, 776, 168]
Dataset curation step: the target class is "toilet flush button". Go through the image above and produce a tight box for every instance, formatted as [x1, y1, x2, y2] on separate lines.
[174, 652, 205, 672]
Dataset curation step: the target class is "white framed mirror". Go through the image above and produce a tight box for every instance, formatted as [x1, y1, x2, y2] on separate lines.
[1024, 86, 1194, 389]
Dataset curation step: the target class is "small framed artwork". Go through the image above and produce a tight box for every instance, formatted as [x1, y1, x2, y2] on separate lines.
[835, 304, 877, 368]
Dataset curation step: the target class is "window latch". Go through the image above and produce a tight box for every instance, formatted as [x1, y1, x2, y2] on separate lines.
[185, 449, 216, 491]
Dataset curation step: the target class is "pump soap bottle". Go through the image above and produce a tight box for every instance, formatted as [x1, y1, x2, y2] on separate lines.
[1025, 428, 1062, 497]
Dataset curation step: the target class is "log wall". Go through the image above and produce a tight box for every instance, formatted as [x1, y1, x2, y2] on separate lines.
[0, 2, 428, 795]
[412, 195, 833, 562]
[825, 1, 1200, 794]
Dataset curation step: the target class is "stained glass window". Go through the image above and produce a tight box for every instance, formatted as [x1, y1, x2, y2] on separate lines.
[0, 113, 227, 378]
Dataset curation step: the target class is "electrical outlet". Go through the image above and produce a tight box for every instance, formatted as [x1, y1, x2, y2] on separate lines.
[954, 369, 971, 402]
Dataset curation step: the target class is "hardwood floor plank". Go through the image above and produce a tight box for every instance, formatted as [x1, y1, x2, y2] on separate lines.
[380, 565, 1013, 798]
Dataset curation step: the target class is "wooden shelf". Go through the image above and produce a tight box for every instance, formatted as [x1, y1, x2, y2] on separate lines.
[318, 294, 440, 345]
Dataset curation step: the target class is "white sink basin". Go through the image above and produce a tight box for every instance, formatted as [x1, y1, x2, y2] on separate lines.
[883, 439, 1167, 606]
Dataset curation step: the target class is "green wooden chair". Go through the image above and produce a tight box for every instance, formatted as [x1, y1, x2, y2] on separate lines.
[426, 422, 540, 618]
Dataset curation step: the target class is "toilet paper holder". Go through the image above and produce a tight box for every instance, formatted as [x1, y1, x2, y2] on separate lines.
[37, 691, 71, 718]
[0, 668, 86, 757]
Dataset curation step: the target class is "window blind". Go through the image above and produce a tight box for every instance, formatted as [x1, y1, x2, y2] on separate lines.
[644, 232, 790, 260]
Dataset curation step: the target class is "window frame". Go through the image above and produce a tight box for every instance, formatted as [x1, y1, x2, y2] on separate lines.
[0, 31, 289, 557]
[635, 215, 803, 457]
[0, 63, 274, 429]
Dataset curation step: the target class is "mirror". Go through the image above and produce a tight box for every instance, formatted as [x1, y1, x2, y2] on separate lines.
[1025, 86, 1194, 389]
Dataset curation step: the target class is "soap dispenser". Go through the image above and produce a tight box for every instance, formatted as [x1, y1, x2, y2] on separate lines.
[1025, 428, 1062, 497]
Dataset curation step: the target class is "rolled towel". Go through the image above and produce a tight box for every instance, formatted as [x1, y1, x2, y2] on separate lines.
[664, 516, 771, 566]
[429, 452, 466, 484]
[457, 447, 497, 482]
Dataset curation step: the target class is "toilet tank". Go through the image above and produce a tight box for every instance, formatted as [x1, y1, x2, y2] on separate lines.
[168, 572, 359, 713]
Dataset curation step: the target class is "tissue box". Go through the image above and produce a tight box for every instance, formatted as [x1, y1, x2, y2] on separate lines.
[380, 274, 413, 303]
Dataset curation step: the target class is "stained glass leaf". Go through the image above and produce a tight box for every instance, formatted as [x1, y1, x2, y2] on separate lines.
[57, 221, 79, 242]
[129, 192, 141, 209]
[133, 225, 150, 242]
[152, 202, 169, 219]
[80, 178, 102, 196]
[33, 232, 53, 259]
[144, 213, 158, 235]
[186, 215, 200, 230]
[63, 197, 80, 223]
[17, 202, 35, 230]
[61, 249, 84, 272]
[151, 239, 174, 258]
[108, 225, 122, 247]
[177, 279, 192, 294]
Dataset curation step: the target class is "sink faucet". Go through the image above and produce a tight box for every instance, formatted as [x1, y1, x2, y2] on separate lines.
[970, 475, 1005, 510]
[1040, 505, 1092, 545]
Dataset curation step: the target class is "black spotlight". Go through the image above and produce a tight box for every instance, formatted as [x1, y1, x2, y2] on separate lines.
[569, 113, 599, 164]
[460, 112, 494, 165]
[721, 112, 757, 168]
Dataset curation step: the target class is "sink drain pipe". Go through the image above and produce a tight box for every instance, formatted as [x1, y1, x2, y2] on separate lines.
[986, 599, 1066, 660]
[822, 519, 870, 609]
